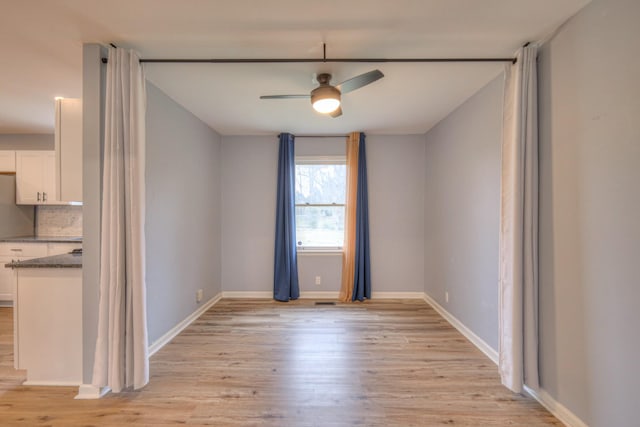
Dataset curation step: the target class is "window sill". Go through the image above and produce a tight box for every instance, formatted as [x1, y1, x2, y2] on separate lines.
[297, 249, 343, 256]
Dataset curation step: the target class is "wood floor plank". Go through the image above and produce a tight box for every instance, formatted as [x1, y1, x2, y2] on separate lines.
[0, 300, 561, 426]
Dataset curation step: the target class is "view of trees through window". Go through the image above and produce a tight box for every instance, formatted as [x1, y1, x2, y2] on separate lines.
[295, 162, 346, 248]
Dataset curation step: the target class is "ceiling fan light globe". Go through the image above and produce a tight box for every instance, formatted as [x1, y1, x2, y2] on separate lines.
[311, 85, 341, 114]
[313, 98, 341, 114]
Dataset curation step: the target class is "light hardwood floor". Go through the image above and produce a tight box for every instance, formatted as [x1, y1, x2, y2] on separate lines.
[0, 299, 561, 426]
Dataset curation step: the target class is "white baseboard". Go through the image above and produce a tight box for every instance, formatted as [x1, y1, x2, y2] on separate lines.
[221, 291, 272, 298]
[524, 386, 588, 427]
[310, 291, 425, 299]
[303, 291, 421, 299]
[422, 292, 499, 365]
[221, 291, 427, 300]
[373, 291, 425, 299]
[222, 291, 337, 299]
[75, 384, 110, 400]
[22, 380, 81, 387]
[148, 292, 222, 357]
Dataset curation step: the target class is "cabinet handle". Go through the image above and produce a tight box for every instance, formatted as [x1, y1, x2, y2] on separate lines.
[10, 249, 22, 252]
[37, 192, 41, 201]
[43, 192, 47, 202]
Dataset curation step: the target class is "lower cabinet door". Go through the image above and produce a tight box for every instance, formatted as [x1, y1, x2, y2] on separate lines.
[16, 268, 82, 384]
[0, 256, 16, 302]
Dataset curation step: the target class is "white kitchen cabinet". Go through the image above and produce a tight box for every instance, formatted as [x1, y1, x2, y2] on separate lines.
[0, 256, 18, 302]
[15, 267, 82, 385]
[0, 151, 16, 172]
[0, 243, 49, 302]
[15, 151, 57, 204]
[1, 240, 81, 371]
[55, 98, 82, 203]
[0, 242, 80, 303]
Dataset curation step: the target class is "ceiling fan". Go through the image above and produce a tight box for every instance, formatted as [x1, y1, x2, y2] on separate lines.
[260, 69, 384, 118]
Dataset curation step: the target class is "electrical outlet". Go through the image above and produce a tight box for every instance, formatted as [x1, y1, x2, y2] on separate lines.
[196, 289, 204, 303]
[315, 276, 321, 285]
[445, 292, 449, 303]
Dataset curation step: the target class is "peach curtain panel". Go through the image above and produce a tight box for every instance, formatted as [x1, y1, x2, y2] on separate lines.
[339, 132, 361, 302]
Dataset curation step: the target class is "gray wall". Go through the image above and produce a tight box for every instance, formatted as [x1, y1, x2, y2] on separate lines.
[220, 134, 425, 294]
[81, 43, 105, 384]
[0, 134, 58, 240]
[0, 175, 34, 238]
[146, 83, 222, 343]
[220, 136, 277, 293]
[423, 76, 503, 350]
[537, 0, 640, 425]
[0, 134, 54, 150]
[368, 134, 425, 293]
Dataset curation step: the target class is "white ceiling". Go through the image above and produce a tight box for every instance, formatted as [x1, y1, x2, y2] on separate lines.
[0, 0, 589, 136]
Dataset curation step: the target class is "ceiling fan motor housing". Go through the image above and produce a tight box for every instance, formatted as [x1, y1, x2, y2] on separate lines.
[310, 85, 341, 113]
[311, 84, 341, 101]
[316, 73, 332, 85]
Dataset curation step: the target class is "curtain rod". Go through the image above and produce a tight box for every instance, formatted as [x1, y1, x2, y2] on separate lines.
[280, 134, 348, 138]
[102, 42, 519, 64]
[102, 57, 515, 64]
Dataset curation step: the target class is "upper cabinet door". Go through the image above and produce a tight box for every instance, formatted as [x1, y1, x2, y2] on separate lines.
[15, 151, 57, 205]
[43, 151, 57, 202]
[16, 151, 46, 204]
[55, 98, 82, 203]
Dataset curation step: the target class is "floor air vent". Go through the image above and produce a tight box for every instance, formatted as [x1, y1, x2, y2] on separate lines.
[315, 301, 336, 306]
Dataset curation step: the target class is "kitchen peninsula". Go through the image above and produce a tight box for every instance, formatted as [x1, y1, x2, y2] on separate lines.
[5, 241, 82, 386]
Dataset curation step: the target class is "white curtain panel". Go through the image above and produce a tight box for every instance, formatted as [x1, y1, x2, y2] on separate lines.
[92, 47, 149, 393]
[499, 45, 539, 394]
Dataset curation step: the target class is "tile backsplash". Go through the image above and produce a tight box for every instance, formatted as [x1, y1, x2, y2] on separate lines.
[36, 205, 82, 236]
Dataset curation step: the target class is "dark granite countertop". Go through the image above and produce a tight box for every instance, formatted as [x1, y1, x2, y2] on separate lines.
[5, 253, 82, 269]
[0, 235, 83, 243]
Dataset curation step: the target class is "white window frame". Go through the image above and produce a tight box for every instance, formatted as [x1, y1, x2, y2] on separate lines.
[295, 155, 346, 252]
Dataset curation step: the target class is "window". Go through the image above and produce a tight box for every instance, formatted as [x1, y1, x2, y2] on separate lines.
[295, 157, 346, 250]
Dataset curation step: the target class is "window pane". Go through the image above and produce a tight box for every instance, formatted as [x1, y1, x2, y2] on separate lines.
[295, 164, 346, 205]
[295, 206, 344, 248]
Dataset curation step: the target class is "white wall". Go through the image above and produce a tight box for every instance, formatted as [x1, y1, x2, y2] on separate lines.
[220, 134, 425, 294]
[145, 83, 223, 343]
[537, 0, 640, 425]
[423, 76, 503, 350]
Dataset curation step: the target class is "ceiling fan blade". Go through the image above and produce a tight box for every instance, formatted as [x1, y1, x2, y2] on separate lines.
[260, 94, 310, 99]
[330, 107, 343, 118]
[336, 69, 384, 94]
